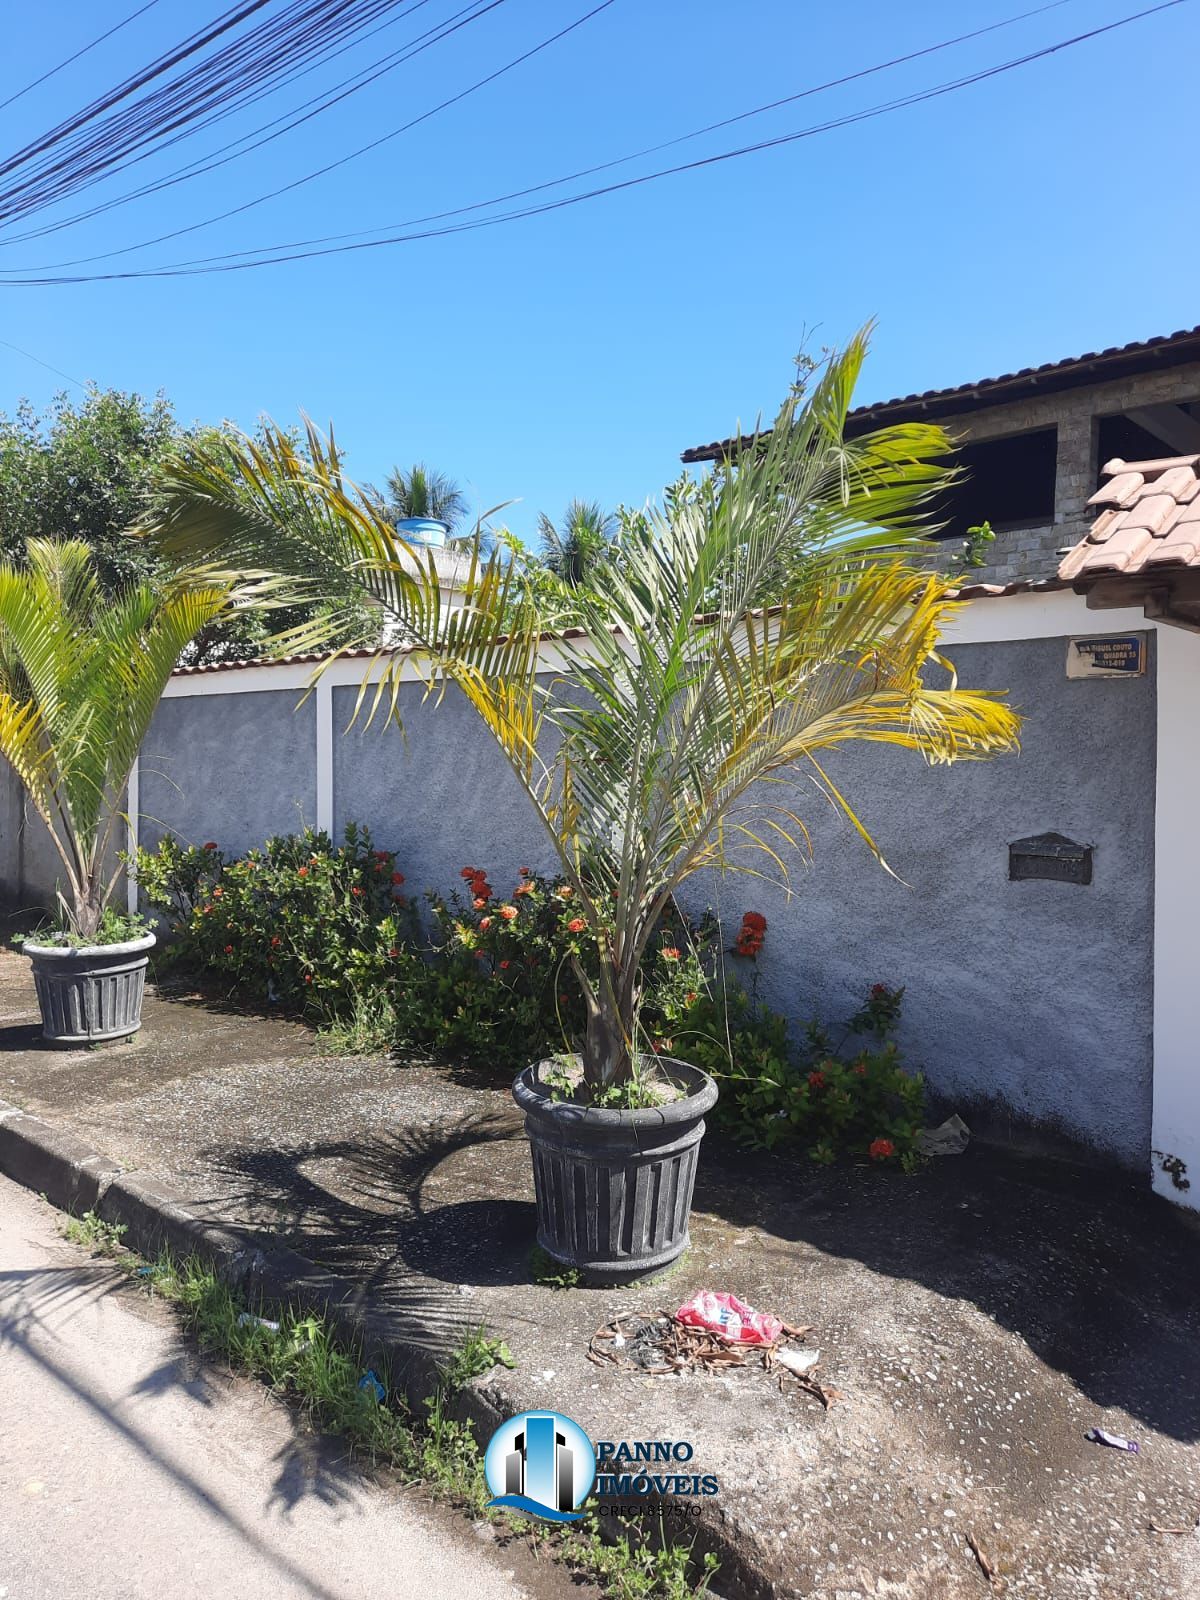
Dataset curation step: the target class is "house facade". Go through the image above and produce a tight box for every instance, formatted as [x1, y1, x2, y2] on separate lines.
[682, 325, 1200, 586]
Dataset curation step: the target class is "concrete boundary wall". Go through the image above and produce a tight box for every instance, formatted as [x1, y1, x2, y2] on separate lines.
[1, 591, 1193, 1205]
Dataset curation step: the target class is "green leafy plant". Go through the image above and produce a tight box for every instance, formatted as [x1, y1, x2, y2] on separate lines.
[0, 539, 249, 940]
[62, 1210, 128, 1252]
[951, 519, 996, 574]
[134, 823, 415, 1020]
[439, 1324, 516, 1390]
[13, 908, 151, 950]
[144, 328, 1020, 1099]
[669, 978, 925, 1165]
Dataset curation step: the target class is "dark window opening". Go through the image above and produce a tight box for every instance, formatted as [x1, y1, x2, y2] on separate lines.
[928, 426, 1057, 541]
[1096, 403, 1200, 486]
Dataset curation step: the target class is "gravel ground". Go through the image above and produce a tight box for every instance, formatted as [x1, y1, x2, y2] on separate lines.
[3, 952, 1200, 1599]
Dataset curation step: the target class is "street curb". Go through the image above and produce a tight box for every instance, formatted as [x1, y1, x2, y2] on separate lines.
[0, 1100, 757, 1598]
[0, 1099, 456, 1419]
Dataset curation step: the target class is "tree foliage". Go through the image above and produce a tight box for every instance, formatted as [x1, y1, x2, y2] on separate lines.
[0, 387, 376, 664]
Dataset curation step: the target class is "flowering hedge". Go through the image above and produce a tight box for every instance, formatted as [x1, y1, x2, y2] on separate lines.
[133, 823, 414, 1019]
[391, 867, 712, 1071]
[135, 830, 712, 1066]
[136, 830, 924, 1163]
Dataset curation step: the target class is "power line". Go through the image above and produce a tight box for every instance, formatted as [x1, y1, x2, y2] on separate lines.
[0, 336, 84, 388]
[24, 0, 1083, 274]
[0, 0, 1182, 286]
[0, 0, 167, 117]
[3, 0, 619, 266]
[0, 0, 504, 249]
[0, 0, 449, 225]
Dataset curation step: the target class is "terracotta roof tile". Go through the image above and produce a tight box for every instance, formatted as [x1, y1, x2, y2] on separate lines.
[1058, 455, 1200, 583]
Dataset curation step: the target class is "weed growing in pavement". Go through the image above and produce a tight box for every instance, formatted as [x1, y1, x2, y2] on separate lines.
[62, 1210, 127, 1253]
[529, 1243, 581, 1289]
[439, 1323, 516, 1390]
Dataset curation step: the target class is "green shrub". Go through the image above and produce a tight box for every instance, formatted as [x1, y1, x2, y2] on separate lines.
[134, 823, 415, 1021]
[135, 835, 711, 1063]
[136, 829, 922, 1164]
[662, 981, 925, 1167]
[388, 865, 712, 1072]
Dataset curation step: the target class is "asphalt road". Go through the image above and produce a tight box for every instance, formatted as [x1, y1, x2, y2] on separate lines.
[0, 1176, 552, 1600]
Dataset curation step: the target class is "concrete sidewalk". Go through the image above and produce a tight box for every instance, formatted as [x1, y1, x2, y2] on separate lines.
[0, 1176, 559, 1600]
[3, 953, 1200, 1597]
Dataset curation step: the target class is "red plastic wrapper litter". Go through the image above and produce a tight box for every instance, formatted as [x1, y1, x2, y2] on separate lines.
[675, 1291, 783, 1346]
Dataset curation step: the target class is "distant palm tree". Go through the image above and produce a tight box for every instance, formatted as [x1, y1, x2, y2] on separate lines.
[537, 500, 616, 586]
[383, 463, 468, 533]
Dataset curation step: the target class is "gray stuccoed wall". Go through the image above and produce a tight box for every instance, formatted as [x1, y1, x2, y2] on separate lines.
[140, 689, 318, 855]
[332, 682, 562, 890]
[677, 635, 1156, 1165]
[0, 631, 1157, 1167]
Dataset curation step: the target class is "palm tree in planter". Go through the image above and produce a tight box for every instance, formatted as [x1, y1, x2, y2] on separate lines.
[143, 332, 1021, 1280]
[0, 539, 239, 1043]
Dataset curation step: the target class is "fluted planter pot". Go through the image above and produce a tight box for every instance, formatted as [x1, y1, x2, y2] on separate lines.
[513, 1057, 718, 1285]
[25, 932, 155, 1045]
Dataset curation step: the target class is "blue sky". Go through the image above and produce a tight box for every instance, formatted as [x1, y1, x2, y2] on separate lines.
[0, 0, 1195, 542]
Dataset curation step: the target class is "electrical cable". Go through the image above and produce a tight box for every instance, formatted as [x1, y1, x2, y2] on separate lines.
[13, 0, 1084, 272]
[0, 0, 1179, 285]
[0, 0, 167, 117]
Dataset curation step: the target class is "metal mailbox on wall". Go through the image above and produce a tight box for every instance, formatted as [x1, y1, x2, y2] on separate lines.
[1009, 831, 1093, 886]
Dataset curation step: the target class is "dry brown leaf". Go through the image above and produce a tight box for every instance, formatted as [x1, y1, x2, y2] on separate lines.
[966, 1530, 1002, 1590]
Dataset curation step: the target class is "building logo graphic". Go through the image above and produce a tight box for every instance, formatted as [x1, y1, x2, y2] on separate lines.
[484, 1410, 596, 1523]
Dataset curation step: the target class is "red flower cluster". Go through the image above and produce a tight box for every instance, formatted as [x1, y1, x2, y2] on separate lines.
[808, 1070, 826, 1091]
[869, 1137, 896, 1161]
[460, 866, 492, 900]
[203, 841, 218, 852]
[732, 910, 767, 959]
[566, 917, 585, 934]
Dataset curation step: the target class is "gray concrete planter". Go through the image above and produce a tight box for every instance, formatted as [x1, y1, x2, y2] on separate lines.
[512, 1057, 718, 1284]
[25, 932, 156, 1045]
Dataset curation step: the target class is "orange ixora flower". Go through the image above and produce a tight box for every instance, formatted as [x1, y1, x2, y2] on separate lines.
[212, 885, 223, 898]
[498, 904, 518, 921]
[473, 897, 487, 910]
[224, 944, 233, 954]
[351, 886, 364, 898]
[869, 1137, 896, 1161]
[807, 1070, 826, 1091]
[514, 883, 534, 897]
[392, 871, 405, 885]
[270, 936, 281, 948]
[388, 947, 400, 958]
[661, 946, 680, 962]
[732, 909, 766, 959]
[566, 917, 586, 934]
[499, 959, 510, 970]
[203, 841, 218, 851]
[554, 885, 573, 901]
[297, 866, 309, 877]
[478, 916, 492, 931]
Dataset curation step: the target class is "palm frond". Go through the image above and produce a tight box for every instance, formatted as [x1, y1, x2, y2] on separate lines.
[140, 329, 1021, 1084]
